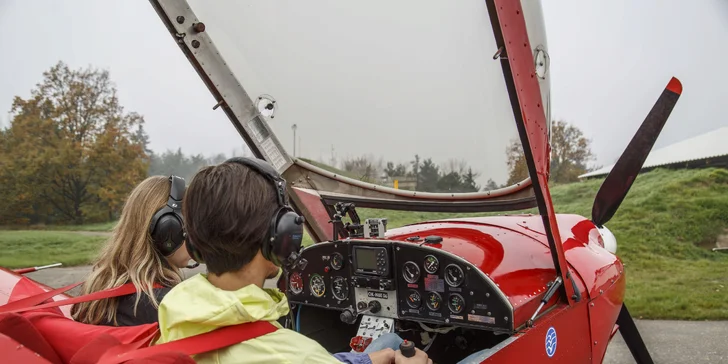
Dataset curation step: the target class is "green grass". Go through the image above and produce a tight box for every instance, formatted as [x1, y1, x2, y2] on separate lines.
[2, 167, 728, 319]
[554, 168, 728, 320]
[0, 221, 116, 232]
[0, 230, 107, 268]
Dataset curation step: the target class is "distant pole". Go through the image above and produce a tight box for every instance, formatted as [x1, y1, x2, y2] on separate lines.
[292, 124, 297, 157]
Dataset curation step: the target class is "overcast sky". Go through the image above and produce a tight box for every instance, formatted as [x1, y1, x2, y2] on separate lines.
[1, 0, 726, 186]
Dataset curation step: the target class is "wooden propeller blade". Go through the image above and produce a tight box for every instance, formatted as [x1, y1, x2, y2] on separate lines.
[592, 77, 682, 227]
[616, 303, 654, 364]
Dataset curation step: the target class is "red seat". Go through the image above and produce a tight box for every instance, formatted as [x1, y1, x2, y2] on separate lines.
[3, 276, 160, 364]
[0, 275, 275, 363]
[0, 312, 63, 364]
[0, 332, 55, 364]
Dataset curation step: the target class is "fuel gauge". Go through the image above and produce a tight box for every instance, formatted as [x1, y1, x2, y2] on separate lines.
[448, 293, 465, 314]
[423, 255, 439, 274]
[426, 291, 442, 311]
[406, 289, 421, 309]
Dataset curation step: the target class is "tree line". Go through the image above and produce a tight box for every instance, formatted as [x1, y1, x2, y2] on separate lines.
[0, 61, 596, 226]
[331, 122, 597, 193]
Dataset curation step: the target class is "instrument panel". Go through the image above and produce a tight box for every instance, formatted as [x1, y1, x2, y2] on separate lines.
[284, 239, 514, 332]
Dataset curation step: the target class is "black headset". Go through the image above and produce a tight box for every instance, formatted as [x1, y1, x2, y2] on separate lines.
[149, 175, 186, 257]
[185, 157, 306, 268]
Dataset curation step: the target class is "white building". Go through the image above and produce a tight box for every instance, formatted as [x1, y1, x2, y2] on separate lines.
[579, 126, 728, 179]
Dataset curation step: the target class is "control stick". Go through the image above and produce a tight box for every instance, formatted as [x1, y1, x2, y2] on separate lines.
[400, 340, 415, 358]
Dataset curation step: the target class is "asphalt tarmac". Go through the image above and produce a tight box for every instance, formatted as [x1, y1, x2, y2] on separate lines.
[26, 265, 728, 363]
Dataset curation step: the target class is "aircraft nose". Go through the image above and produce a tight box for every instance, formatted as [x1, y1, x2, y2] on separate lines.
[597, 225, 618, 254]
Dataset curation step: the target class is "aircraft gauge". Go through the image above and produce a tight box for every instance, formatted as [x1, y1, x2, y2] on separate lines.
[309, 274, 325, 297]
[426, 291, 442, 311]
[403, 261, 420, 283]
[445, 264, 464, 287]
[331, 253, 344, 270]
[406, 289, 422, 309]
[448, 293, 465, 314]
[331, 276, 349, 301]
[289, 272, 304, 295]
[423, 255, 439, 274]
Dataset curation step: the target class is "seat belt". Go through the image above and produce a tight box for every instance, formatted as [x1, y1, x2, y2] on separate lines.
[1, 281, 281, 363]
[96, 321, 278, 364]
[0, 282, 164, 315]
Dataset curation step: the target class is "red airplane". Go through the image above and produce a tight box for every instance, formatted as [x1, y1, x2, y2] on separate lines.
[0, 1, 681, 363]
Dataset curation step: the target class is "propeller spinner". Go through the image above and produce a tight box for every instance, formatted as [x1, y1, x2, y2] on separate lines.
[590, 77, 682, 364]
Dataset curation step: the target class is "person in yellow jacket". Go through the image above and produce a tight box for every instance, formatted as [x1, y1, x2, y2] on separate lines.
[154, 157, 432, 364]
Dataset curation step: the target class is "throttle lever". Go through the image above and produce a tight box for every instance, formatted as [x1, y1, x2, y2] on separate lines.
[400, 340, 415, 358]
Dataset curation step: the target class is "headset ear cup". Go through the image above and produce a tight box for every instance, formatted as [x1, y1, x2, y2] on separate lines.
[151, 213, 185, 256]
[269, 209, 305, 267]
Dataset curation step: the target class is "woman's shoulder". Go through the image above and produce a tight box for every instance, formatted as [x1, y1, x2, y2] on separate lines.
[105, 286, 173, 326]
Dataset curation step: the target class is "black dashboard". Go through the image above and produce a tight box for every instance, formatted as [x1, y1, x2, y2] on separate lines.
[284, 239, 514, 332]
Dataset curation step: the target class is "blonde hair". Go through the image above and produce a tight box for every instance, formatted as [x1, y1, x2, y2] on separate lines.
[71, 176, 184, 325]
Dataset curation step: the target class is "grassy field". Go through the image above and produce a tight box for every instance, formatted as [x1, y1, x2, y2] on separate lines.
[0, 221, 116, 232]
[1, 167, 727, 319]
[0, 230, 107, 268]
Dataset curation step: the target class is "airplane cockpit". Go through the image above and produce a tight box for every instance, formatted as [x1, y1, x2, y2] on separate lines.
[281, 204, 520, 362]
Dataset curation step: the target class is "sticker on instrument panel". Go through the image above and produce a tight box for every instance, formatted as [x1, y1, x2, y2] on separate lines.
[467, 314, 495, 324]
[424, 277, 444, 292]
[449, 315, 464, 320]
[474, 303, 488, 310]
[545, 326, 557, 358]
[367, 291, 388, 299]
[261, 138, 287, 170]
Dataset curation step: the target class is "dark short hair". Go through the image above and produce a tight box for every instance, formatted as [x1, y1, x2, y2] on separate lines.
[182, 161, 278, 275]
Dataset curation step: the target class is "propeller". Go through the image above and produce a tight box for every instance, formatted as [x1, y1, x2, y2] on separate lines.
[591, 77, 682, 227]
[590, 77, 682, 364]
[616, 304, 653, 364]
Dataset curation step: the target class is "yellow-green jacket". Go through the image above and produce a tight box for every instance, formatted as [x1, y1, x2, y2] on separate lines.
[154, 274, 349, 364]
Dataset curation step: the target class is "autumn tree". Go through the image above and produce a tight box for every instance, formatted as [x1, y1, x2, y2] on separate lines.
[504, 120, 595, 185]
[549, 120, 594, 183]
[505, 138, 529, 185]
[0, 61, 149, 224]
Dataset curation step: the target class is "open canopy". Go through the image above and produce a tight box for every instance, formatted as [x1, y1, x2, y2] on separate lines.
[148, 0, 552, 205]
[148, 0, 557, 243]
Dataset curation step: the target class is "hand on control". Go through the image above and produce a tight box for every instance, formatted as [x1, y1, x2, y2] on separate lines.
[368, 348, 395, 364]
[394, 348, 432, 364]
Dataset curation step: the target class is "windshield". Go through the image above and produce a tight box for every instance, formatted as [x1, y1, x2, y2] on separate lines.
[184, 0, 540, 193]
